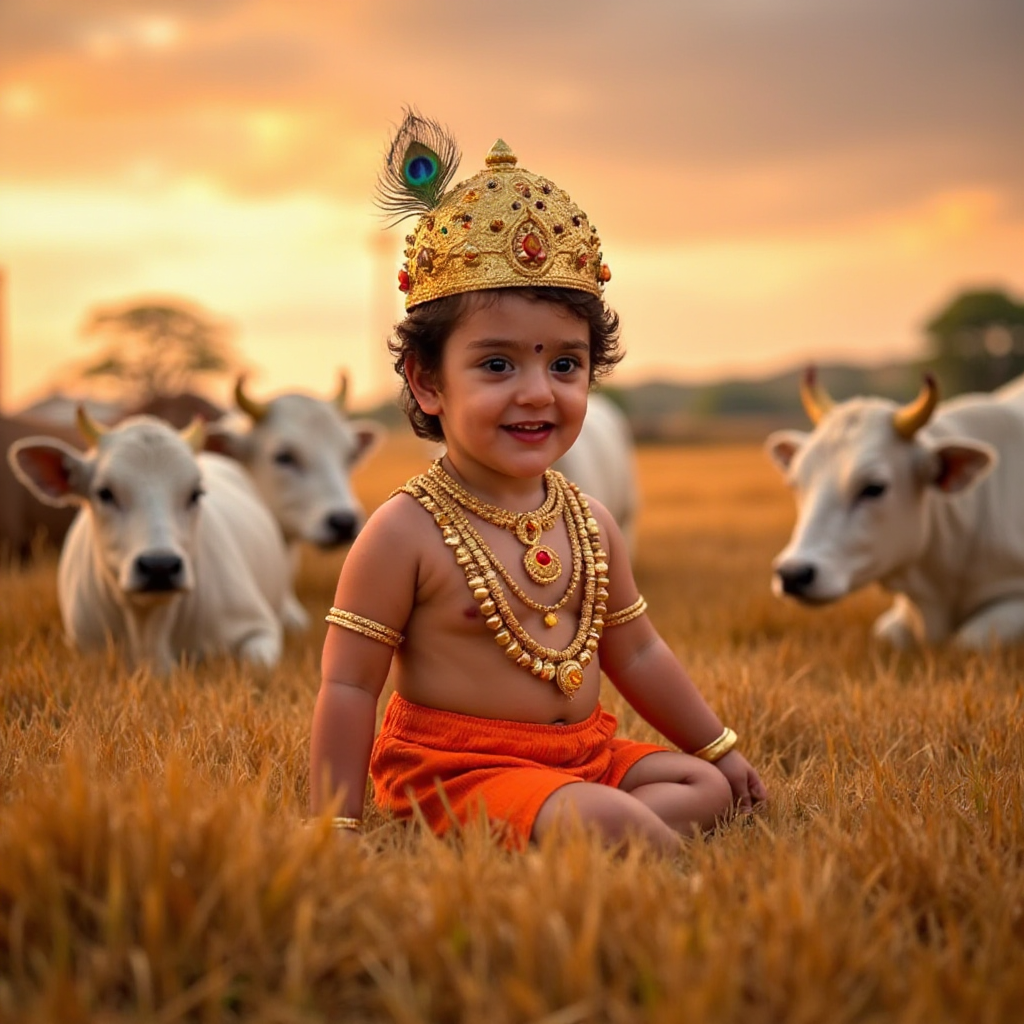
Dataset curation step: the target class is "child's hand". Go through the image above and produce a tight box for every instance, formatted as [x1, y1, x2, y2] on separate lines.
[714, 750, 768, 813]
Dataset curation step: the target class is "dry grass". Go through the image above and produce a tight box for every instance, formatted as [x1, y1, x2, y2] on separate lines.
[2, 436, 1022, 1023]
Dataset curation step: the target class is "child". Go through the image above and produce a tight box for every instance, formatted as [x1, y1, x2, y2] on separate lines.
[309, 112, 767, 853]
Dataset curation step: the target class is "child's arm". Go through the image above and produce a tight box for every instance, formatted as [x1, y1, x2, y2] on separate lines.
[591, 500, 768, 811]
[309, 496, 420, 821]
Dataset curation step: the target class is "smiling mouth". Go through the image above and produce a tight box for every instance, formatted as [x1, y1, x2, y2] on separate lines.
[502, 422, 554, 442]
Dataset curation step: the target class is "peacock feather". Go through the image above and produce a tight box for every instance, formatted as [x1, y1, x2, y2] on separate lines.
[375, 108, 462, 225]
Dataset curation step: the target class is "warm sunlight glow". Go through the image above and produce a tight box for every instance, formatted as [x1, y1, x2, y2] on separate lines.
[81, 15, 180, 59]
[926, 189, 1003, 241]
[246, 110, 300, 152]
[134, 16, 181, 50]
[1, 84, 40, 118]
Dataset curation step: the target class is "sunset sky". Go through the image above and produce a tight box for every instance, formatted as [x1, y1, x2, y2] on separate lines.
[1, 0, 1021, 412]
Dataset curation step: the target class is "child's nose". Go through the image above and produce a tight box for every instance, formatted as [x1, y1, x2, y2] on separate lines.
[517, 369, 554, 406]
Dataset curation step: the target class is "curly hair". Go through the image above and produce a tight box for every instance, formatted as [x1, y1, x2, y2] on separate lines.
[388, 287, 623, 443]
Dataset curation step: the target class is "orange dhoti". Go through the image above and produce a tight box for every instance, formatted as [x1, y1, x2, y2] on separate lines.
[369, 692, 666, 848]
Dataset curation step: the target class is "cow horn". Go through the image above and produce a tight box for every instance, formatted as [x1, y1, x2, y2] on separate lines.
[76, 405, 108, 446]
[235, 375, 268, 422]
[179, 416, 206, 453]
[335, 371, 349, 412]
[892, 374, 939, 440]
[800, 365, 834, 426]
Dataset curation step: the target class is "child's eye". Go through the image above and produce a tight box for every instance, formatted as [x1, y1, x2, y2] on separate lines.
[551, 356, 582, 374]
[483, 357, 511, 373]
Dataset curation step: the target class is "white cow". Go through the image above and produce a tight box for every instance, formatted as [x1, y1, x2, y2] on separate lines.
[555, 392, 639, 551]
[205, 375, 383, 631]
[765, 367, 1024, 649]
[8, 411, 289, 673]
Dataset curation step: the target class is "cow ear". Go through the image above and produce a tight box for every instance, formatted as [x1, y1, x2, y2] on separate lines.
[8, 439, 90, 507]
[349, 420, 385, 465]
[203, 423, 255, 463]
[928, 440, 997, 494]
[765, 430, 808, 473]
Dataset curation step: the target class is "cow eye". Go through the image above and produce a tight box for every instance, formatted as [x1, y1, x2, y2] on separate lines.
[273, 449, 299, 468]
[96, 486, 117, 507]
[188, 487, 204, 507]
[857, 482, 888, 501]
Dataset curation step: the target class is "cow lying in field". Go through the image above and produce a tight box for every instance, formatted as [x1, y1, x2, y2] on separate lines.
[766, 368, 1024, 649]
[205, 374, 383, 630]
[555, 392, 639, 552]
[8, 410, 290, 673]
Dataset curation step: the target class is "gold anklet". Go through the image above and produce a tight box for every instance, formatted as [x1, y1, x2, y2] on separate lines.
[301, 815, 363, 832]
[604, 595, 647, 628]
[325, 608, 405, 648]
[691, 727, 738, 763]
[331, 816, 363, 832]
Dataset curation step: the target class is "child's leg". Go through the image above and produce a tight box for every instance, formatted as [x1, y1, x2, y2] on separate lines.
[532, 782, 684, 855]
[532, 752, 732, 853]
[618, 751, 733, 834]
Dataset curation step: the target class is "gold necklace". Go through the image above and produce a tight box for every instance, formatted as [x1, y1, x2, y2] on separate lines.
[426, 475, 583, 627]
[398, 473, 610, 698]
[428, 460, 565, 586]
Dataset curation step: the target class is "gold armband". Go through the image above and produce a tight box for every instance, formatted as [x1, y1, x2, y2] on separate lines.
[603, 595, 647, 628]
[691, 727, 738, 763]
[325, 607, 405, 648]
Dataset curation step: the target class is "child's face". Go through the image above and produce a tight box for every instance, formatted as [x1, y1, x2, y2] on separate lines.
[413, 292, 591, 484]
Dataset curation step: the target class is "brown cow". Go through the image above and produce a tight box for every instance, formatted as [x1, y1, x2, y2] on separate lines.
[1, 413, 83, 561]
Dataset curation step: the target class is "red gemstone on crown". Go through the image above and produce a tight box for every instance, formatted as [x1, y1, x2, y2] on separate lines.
[398, 269, 410, 292]
[536, 550, 551, 566]
[522, 233, 542, 258]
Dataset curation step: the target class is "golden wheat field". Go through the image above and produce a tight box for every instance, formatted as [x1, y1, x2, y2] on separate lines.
[2, 436, 1023, 1024]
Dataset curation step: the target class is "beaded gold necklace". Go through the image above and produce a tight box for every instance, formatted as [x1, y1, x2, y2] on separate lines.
[397, 469, 610, 698]
[427, 460, 565, 585]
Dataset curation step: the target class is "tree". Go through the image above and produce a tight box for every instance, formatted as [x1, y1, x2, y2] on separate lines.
[79, 297, 238, 403]
[923, 287, 1024, 395]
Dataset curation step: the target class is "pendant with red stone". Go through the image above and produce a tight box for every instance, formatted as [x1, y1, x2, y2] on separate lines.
[556, 659, 585, 698]
[523, 543, 561, 585]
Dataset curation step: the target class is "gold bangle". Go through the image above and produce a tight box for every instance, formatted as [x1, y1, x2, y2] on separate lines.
[604, 595, 647, 628]
[691, 727, 738, 763]
[331, 816, 363, 832]
[325, 607, 405, 648]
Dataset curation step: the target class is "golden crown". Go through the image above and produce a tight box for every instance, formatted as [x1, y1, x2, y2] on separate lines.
[377, 113, 610, 310]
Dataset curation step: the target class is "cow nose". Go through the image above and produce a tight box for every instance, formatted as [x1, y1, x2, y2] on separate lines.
[325, 511, 357, 543]
[777, 562, 816, 596]
[135, 551, 185, 591]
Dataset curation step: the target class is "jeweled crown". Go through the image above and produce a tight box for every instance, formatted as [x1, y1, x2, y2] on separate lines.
[394, 138, 611, 309]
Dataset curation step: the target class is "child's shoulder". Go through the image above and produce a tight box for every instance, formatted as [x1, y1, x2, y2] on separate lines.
[357, 470, 435, 544]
